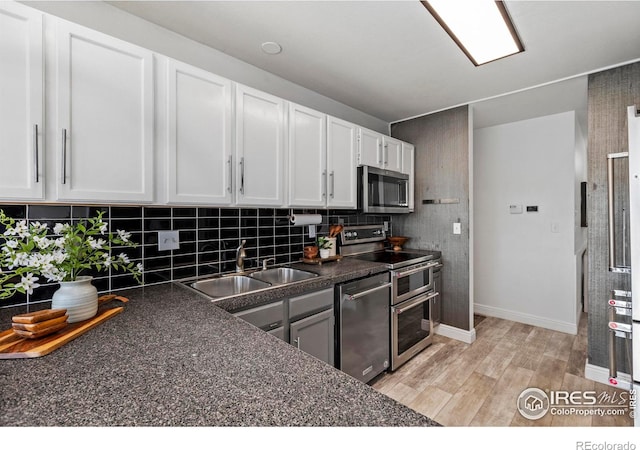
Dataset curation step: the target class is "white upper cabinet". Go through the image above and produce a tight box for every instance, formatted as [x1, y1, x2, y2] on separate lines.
[383, 135, 403, 172]
[358, 127, 383, 168]
[288, 103, 327, 207]
[0, 2, 44, 200]
[401, 142, 415, 212]
[166, 59, 232, 204]
[327, 116, 357, 208]
[358, 128, 403, 172]
[55, 20, 154, 203]
[235, 84, 286, 206]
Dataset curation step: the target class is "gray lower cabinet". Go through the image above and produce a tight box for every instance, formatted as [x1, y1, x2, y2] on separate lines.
[290, 309, 334, 366]
[232, 287, 335, 363]
[233, 300, 286, 341]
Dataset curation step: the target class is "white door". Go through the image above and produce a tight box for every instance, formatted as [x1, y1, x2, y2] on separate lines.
[56, 20, 154, 203]
[0, 2, 44, 200]
[166, 59, 232, 204]
[383, 136, 403, 172]
[288, 103, 326, 207]
[235, 84, 285, 206]
[402, 142, 415, 211]
[358, 127, 383, 167]
[327, 116, 357, 208]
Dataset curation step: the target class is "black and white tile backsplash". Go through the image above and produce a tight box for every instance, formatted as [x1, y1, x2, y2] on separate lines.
[0, 204, 392, 310]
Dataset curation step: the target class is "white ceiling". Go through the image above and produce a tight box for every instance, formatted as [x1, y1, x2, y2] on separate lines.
[108, 1, 640, 126]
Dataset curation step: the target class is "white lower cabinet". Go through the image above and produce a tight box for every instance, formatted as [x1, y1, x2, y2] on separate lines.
[166, 59, 232, 204]
[55, 20, 154, 203]
[0, 2, 44, 201]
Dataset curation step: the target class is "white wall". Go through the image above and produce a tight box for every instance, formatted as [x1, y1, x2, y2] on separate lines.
[24, 0, 388, 133]
[473, 111, 583, 334]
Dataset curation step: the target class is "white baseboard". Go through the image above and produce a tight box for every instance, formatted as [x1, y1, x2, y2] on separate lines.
[584, 362, 632, 391]
[436, 323, 476, 344]
[474, 303, 578, 335]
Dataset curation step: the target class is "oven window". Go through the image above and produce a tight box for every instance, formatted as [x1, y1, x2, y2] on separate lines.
[396, 270, 431, 298]
[368, 173, 408, 207]
[396, 300, 431, 355]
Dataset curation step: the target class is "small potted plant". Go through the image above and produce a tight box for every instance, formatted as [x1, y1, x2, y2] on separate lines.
[317, 236, 331, 259]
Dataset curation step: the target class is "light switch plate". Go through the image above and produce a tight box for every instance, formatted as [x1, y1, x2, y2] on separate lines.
[509, 204, 523, 214]
[158, 230, 180, 251]
[453, 223, 461, 235]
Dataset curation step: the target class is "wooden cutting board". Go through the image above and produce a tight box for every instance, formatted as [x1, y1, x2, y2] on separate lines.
[0, 295, 127, 359]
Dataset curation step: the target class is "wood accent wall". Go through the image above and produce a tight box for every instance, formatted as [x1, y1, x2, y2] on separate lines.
[391, 105, 471, 331]
[587, 62, 640, 372]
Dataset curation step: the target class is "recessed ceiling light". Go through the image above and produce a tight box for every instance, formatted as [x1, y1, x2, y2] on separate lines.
[261, 41, 282, 55]
[421, 0, 524, 66]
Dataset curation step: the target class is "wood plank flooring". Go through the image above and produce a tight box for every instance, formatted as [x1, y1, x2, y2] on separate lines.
[371, 313, 633, 427]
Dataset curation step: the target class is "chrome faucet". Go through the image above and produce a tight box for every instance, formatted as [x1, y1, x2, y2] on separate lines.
[235, 240, 247, 273]
[261, 257, 275, 270]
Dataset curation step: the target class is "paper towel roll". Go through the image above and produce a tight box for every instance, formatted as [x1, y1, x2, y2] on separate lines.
[289, 214, 322, 226]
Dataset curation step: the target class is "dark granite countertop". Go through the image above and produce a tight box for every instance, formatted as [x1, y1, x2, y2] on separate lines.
[0, 259, 439, 427]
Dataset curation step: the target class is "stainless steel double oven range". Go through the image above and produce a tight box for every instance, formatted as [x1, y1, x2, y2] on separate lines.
[339, 225, 442, 373]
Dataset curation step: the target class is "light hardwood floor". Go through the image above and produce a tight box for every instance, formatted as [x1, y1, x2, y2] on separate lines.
[371, 314, 633, 426]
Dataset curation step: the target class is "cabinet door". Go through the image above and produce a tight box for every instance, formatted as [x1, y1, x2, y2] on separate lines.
[0, 3, 44, 200]
[56, 20, 154, 203]
[288, 103, 326, 207]
[290, 309, 335, 366]
[235, 84, 285, 206]
[402, 142, 415, 211]
[383, 136, 403, 172]
[167, 60, 232, 204]
[327, 117, 357, 208]
[358, 127, 383, 167]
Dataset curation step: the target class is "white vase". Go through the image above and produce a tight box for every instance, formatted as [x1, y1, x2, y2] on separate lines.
[319, 249, 330, 259]
[327, 237, 337, 257]
[51, 276, 98, 323]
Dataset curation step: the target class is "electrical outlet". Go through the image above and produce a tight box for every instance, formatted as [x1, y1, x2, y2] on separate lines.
[383, 221, 389, 232]
[308, 225, 316, 239]
[158, 230, 180, 251]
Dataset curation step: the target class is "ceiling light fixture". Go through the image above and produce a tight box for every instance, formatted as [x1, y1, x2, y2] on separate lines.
[421, 0, 524, 66]
[261, 41, 282, 55]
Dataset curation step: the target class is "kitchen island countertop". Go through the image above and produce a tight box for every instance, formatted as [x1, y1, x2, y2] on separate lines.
[0, 259, 440, 427]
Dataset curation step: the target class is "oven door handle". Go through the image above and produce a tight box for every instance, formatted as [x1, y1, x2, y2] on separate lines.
[395, 261, 438, 278]
[394, 291, 439, 314]
[344, 282, 391, 301]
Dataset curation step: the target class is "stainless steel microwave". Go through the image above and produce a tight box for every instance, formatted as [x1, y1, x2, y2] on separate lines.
[358, 166, 410, 214]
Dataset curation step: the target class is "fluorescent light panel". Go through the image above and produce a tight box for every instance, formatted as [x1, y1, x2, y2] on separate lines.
[422, 0, 524, 66]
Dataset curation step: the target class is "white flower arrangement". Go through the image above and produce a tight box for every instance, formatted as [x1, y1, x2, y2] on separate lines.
[0, 210, 142, 300]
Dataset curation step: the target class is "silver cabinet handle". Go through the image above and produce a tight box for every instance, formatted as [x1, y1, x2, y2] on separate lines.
[395, 291, 439, 315]
[61, 128, 67, 185]
[607, 152, 630, 273]
[329, 171, 335, 198]
[384, 143, 388, 165]
[239, 157, 245, 195]
[344, 282, 391, 301]
[227, 155, 233, 193]
[33, 124, 39, 183]
[294, 337, 300, 349]
[322, 170, 327, 198]
[378, 143, 382, 165]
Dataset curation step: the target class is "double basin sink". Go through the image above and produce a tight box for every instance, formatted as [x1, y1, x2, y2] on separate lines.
[190, 267, 318, 299]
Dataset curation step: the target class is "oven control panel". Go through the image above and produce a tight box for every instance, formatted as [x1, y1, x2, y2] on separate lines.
[341, 225, 386, 244]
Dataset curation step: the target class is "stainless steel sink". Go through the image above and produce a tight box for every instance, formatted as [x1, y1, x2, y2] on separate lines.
[249, 267, 318, 285]
[190, 275, 271, 298]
